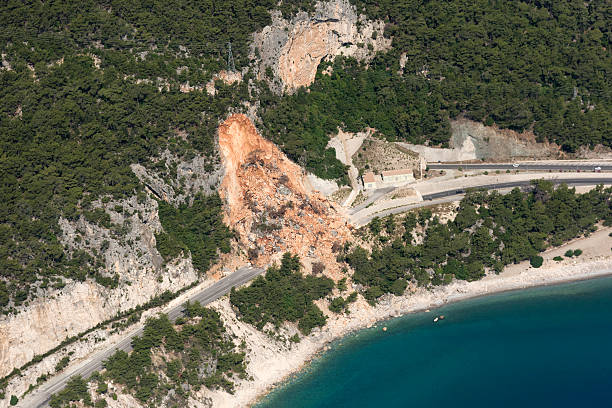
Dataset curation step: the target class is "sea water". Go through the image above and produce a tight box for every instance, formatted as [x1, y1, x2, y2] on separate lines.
[258, 277, 612, 407]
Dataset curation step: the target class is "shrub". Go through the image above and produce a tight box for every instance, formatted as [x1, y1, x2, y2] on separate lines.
[530, 255, 544, 268]
[311, 262, 325, 275]
[564, 249, 574, 257]
[553, 256, 563, 262]
[573, 249, 583, 256]
[55, 356, 70, 372]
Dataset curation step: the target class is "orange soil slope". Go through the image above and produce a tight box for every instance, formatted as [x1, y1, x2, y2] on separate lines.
[218, 114, 351, 278]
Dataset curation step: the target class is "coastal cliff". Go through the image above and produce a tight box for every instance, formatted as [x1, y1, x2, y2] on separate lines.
[0, 150, 223, 378]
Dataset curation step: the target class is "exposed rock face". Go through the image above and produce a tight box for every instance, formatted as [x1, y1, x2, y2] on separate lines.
[0, 193, 199, 378]
[450, 119, 560, 160]
[252, 0, 390, 92]
[218, 114, 352, 277]
[132, 149, 223, 205]
[400, 119, 561, 163]
[0, 150, 224, 378]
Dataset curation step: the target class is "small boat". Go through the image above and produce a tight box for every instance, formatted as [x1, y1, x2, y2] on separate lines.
[439, 315, 445, 320]
[433, 317, 439, 323]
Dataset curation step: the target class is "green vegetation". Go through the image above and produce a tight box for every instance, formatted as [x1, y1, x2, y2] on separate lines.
[260, 0, 612, 183]
[352, 0, 612, 152]
[344, 182, 611, 302]
[49, 302, 246, 407]
[259, 57, 448, 182]
[101, 308, 244, 403]
[564, 248, 583, 257]
[230, 253, 334, 335]
[530, 256, 544, 268]
[553, 256, 564, 262]
[55, 356, 70, 373]
[0, 0, 265, 311]
[1, 0, 281, 82]
[329, 292, 358, 314]
[156, 194, 232, 272]
[49, 376, 91, 408]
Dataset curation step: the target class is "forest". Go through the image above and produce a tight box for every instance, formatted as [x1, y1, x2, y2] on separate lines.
[1, 0, 611, 317]
[260, 0, 612, 180]
[156, 194, 233, 272]
[343, 182, 612, 303]
[0, 0, 262, 311]
[230, 253, 334, 335]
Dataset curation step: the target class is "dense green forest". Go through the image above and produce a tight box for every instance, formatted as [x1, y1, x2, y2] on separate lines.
[156, 194, 233, 271]
[0, 52, 245, 311]
[230, 253, 334, 335]
[0, 0, 268, 311]
[343, 182, 612, 303]
[49, 301, 245, 407]
[1, 0, 611, 311]
[260, 0, 612, 179]
[259, 57, 448, 182]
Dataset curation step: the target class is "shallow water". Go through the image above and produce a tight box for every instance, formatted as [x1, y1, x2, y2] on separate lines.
[258, 277, 612, 407]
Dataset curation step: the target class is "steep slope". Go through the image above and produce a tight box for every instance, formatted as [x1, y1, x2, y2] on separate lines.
[218, 114, 352, 277]
[252, 0, 390, 92]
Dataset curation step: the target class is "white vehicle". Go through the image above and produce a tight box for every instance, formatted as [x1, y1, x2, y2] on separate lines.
[512, 163, 519, 168]
[595, 166, 602, 171]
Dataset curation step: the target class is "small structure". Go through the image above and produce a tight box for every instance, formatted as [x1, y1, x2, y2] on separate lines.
[381, 169, 415, 184]
[362, 172, 377, 190]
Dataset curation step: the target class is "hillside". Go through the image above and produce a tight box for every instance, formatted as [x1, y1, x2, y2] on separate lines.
[0, 0, 611, 406]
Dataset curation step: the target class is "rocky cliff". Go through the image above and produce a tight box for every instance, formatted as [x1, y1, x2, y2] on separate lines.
[218, 114, 352, 277]
[251, 0, 390, 92]
[0, 151, 223, 378]
[449, 119, 560, 160]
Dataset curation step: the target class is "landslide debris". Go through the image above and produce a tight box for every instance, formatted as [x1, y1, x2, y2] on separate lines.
[218, 114, 352, 277]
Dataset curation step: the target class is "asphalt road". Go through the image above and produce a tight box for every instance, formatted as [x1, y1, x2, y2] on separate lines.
[428, 163, 612, 171]
[349, 186, 395, 214]
[353, 177, 612, 226]
[22, 266, 264, 408]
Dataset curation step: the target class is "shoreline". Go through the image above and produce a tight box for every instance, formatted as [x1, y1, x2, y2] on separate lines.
[253, 268, 612, 407]
[207, 226, 612, 407]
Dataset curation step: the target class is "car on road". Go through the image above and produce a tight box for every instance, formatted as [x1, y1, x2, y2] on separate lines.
[595, 166, 602, 172]
[512, 163, 519, 168]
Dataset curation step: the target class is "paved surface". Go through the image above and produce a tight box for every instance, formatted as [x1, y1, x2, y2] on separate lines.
[353, 177, 612, 226]
[428, 163, 612, 171]
[22, 266, 264, 408]
[349, 186, 395, 214]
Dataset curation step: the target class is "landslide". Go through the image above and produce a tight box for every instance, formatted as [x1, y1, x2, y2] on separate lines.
[218, 114, 351, 278]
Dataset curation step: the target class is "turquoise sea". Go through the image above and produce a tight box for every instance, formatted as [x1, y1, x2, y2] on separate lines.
[258, 277, 612, 408]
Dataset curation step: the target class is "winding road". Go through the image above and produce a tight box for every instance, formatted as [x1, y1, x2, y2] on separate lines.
[352, 177, 612, 226]
[21, 266, 264, 408]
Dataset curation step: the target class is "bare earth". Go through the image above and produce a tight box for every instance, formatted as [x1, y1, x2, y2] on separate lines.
[207, 226, 612, 407]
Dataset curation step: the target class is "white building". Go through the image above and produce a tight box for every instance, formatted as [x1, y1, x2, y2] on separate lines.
[362, 172, 377, 190]
[382, 169, 415, 184]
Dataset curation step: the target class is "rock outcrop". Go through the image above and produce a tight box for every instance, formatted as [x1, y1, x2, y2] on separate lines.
[0, 149, 224, 378]
[218, 114, 352, 277]
[252, 0, 390, 92]
[0, 193, 199, 378]
[400, 119, 561, 163]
